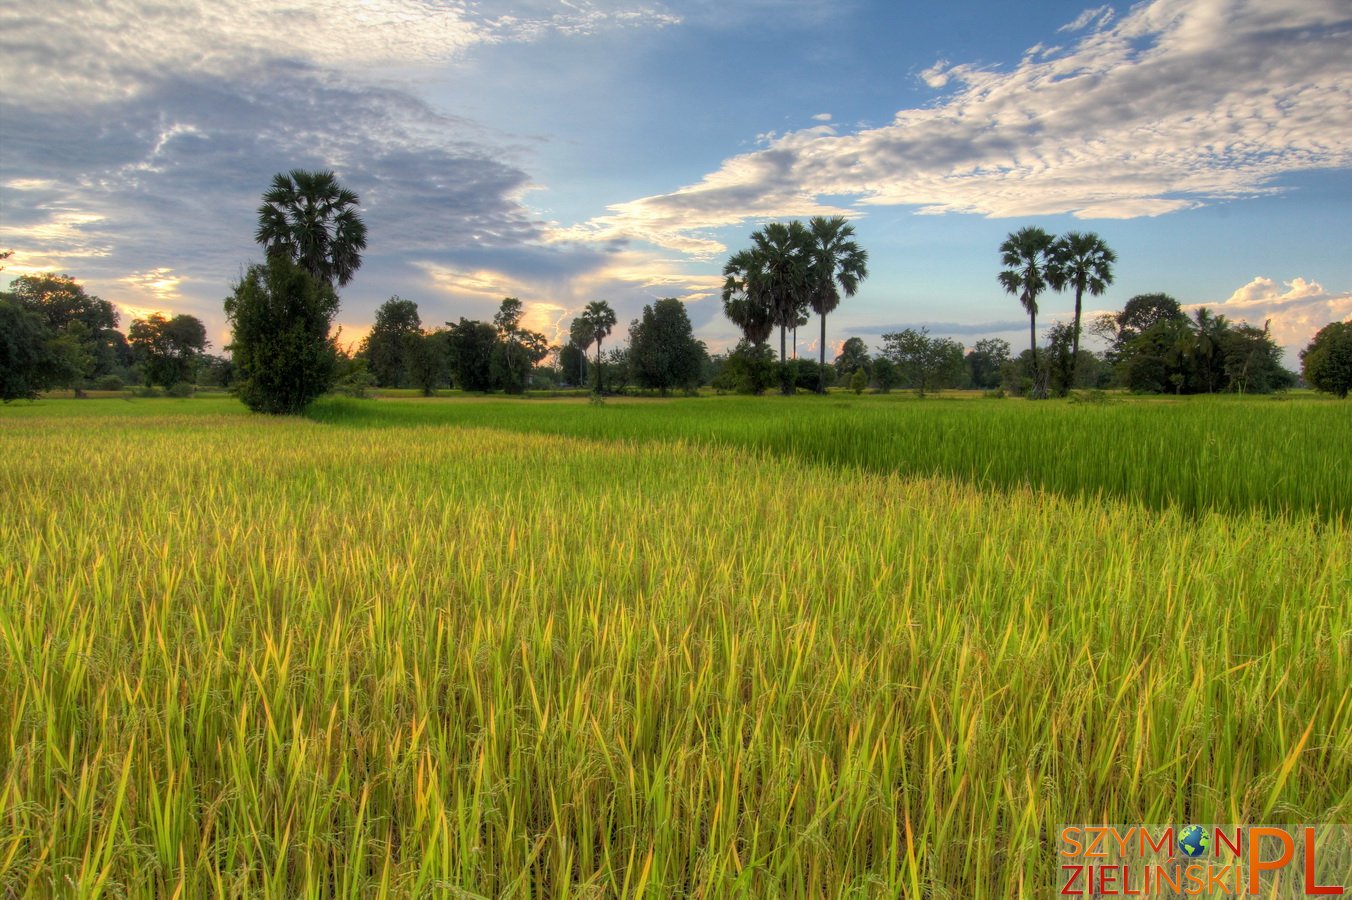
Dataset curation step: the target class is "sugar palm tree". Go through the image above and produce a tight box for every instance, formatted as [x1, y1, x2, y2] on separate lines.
[748, 221, 813, 370]
[998, 226, 1056, 398]
[721, 248, 775, 348]
[1049, 231, 1115, 387]
[807, 215, 869, 393]
[575, 301, 617, 394]
[256, 169, 367, 288]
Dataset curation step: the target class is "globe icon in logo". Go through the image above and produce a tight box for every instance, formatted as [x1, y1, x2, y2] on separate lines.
[1178, 825, 1210, 858]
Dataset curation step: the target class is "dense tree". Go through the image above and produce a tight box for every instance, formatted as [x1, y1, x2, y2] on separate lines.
[575, 301, 618, 394]
[4, 273, 123, 386]
[1045, 322, 1108, 395]
[1049, 231, 1115, 387]
[998, 227, 1057, 398]
[833, 336, 872, 381]
[966, 338, 1010, 389]
[361, 297, 422, 387]
[224, 255, 339, 414]
[629, 298, 706, 395]
[722, 248, 775, 348]
[559, 341, 588, 387]
[0, 298, 57, 401]
[446, 318, 498, 392]
[750, 221, 813, 377]
[871, 356, 901, 393]
[880, 328, 966, 396]
[807, 216, 868, 393]
[715, 340, 777, 395]
[406, 329, 450, 396]
[128, 312, 208, 389]
[255, 170, 367, 288]
[1220, 322, 1292, 394]
[1301, 321, 1352, 398]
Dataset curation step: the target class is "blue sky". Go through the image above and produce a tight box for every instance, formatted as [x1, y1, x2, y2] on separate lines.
[2, 0, 1349, 364]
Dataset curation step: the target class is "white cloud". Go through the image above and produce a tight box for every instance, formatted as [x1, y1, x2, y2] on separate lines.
[572, 0, 1352, 254]
[0, 0, 680, 105]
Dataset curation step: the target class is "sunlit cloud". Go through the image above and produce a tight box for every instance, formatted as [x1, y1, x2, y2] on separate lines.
[1190, 275, 1352, 357]
[571, 0, 1352, 253]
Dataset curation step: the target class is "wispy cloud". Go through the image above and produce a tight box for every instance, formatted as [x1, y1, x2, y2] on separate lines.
[574, 0, 1352, 254]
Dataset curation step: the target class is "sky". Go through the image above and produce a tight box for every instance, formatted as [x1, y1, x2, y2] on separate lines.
[2, 0, 1349, 366]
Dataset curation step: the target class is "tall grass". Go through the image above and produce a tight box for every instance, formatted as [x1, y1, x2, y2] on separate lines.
[307, 393, 1351, 520]
[1, 399, 1348, 896]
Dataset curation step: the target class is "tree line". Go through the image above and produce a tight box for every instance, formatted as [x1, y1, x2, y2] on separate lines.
[5, 174, 1351, 405]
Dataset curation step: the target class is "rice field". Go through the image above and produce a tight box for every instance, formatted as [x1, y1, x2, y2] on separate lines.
[1, 393, 1349, 897]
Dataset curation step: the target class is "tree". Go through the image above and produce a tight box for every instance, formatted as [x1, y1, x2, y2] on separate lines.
[966, 338, 1010, 389]
[722, 248, 775, 348]
[491, 298, 548, 394]
[880, 328, 966, 397]
[255, 169, 367, 288]
[4, 273, 123, 387]
[1049, 231, 1115, 387]
[0, 298, 57, 401]
[446, 318, 498, 392]
[224, 255, 340, 414]
[1220, 321, 1292, 394]
[361, 297, 422, 387]
[871, 356, 901, 393]
[807, 216, 869, 393]
[575, 301, 617, 394]
[833, 336, 872, 381]
[128, 312, 208, 389]
[1301, 321, 1352, 398]
[749, 221, 813, 377]
[998, 227, 1056, 398]
[1187, 307, 1228, 394]
[407, 329, 450, 396]
[629, 298, 706, 395]
[559, 341, 588, 387]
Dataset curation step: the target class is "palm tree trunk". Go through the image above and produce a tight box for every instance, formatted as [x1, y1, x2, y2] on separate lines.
[818, 312, 827, 394]
[1071, 285, 1084, 388]
[1029, 312, 1040, 398]
[594, 338, 603, 394]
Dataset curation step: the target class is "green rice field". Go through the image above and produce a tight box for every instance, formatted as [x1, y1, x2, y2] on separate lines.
[1, 393, 1349, 896]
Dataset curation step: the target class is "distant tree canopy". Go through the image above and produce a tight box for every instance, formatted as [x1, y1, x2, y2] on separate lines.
[1301, 321, 1352, 399]
[0, 273, 127, 398]
[629, 298, 706, 395]
[491, 298, 550, 395]
[129, 312, 208, 389]
[360, 296, 423, 388]
[880, 328, 966, 397]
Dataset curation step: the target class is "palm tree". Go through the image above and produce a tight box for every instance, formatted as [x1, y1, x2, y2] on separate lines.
[575, 301, 617, 394]
[722, 248, 775, 347]
[1049, 231, 1115, 387]
[256, 169, 367, 288]
[807, 215, 869, 393]
[998, 226, 1056, 398]
[748, 221, 813, 370]
[1189, 306, 1228, 393]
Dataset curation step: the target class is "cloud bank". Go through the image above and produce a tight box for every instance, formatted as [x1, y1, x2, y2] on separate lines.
[576, 0, 1352, 255]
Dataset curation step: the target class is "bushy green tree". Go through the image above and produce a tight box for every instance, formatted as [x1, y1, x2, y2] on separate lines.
[1301, 321, 1352, 398]
[407, 329, 450, 396]
[1220, 322, 1292, 394]
[128, 312, 208, 389]
[0, 298, 56, 401]
[966, 338, 1010, 389]
[447, 318, 498, 392]
[361, 297, 422, 387]
[833, 336, 872, 381]
[629, 298, 706, 395]
[872, 356, 901, 393]
[880, 328, 966, 396]
[224, 255, 339, 414]
[3, 273, 123, 388]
